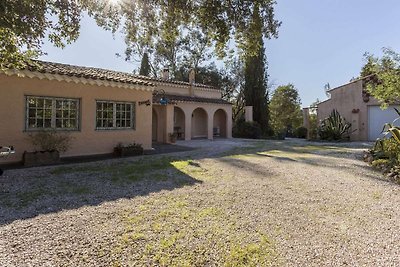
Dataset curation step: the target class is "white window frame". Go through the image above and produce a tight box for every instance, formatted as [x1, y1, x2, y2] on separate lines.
[95, 100, 135, 130]
[25, 96, 80, 131]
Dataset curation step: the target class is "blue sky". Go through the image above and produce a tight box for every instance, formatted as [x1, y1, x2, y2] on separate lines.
[40, 0, 400, 107]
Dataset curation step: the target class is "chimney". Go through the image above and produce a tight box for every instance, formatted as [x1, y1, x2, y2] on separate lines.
[162, 68, 169, 80]
[189, 69, 195, 84]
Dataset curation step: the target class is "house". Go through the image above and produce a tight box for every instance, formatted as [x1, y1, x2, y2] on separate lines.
[317, 76, 399, 141]
[0, 61, 232, 164]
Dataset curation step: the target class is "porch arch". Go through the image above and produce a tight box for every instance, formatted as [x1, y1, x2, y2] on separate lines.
[213, 109, 227, 138]
[174, 106, 185, 140]
[191, 107, 208, 139]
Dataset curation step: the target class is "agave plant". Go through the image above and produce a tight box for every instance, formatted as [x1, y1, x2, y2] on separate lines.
[380, 107, 400, 145]
[318, 109, 353, 141]
[373, 107, 400, 160]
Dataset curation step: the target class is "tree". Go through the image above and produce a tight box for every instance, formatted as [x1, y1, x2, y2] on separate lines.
[243, 4, 271, 135]
[269, 84, 303, 135]
[139, 52, 151, 76]
[1, 0, 281, 71]
[0, 0, 119, 70]
[362, 48, 400, 106]
[118, 1, 281, 61]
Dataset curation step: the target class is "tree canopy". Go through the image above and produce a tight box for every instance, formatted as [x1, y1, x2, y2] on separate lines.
[362, 48, 400, 106]
[0, 0, 280, 71]
[269, 84, 303, 134]
[139, 52, 151, 76]
[243, 4, 271, 135]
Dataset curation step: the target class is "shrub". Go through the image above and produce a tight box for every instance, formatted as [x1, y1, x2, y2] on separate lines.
[318, 109, 352, 141]
[367, 108, 400, 183]
[233, 121, 262, 139]
[308, 114, 318, 140]
[28, 130, 72, 153]
[114, 142, 143, 157]
[294, 126, 308, 139]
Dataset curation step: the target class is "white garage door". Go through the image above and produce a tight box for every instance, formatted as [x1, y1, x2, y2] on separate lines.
[368, 105, 400, 141]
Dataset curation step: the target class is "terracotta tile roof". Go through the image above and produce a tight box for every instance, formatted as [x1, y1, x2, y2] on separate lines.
[26, 60, 153, 86]
[25, 60, 220, 90]
[133, 75, 219, 90]
[153, 94, 231, 105]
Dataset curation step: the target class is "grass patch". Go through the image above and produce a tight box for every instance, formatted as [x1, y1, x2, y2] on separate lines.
[225, 236, 275, 267]
[16, 188, 47, 207]
[108, 195, 278, 266]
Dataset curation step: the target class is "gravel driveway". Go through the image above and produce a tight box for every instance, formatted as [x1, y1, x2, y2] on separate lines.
[0, 138, 399, 266]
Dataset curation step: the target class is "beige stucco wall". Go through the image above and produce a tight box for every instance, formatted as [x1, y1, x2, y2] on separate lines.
[317, 79, 380, 141]
[0, 74, 153, 163]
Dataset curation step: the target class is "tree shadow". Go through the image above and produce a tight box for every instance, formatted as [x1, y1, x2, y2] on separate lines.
[0, 156, 202, 226]
[0, 139, 390, 226]
[211, 140, 391, 185]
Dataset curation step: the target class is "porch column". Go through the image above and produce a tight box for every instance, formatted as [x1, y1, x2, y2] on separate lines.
[208, 111, 214, 140]
[164, 104, 174, 143]
[226, 108, 233, 138]
[184, 111, 192, 140]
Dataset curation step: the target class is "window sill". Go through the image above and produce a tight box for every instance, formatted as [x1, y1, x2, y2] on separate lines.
[95, 128, 136, 131]
[24, 128, 80, 132]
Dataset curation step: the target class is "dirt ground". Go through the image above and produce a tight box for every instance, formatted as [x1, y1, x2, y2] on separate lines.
[0, 138, 399, 266]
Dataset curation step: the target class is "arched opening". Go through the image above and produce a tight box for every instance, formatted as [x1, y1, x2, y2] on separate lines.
[152, 108, 158, 142]
[213, 109, 227, 138]
[191, 108, 208, 139]
[174, 107, 185, 140]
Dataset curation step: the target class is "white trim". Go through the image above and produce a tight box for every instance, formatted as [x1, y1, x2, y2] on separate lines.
[2, 70, 156, 92]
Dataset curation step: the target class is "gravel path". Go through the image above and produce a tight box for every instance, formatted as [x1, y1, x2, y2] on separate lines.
[0, 138, 399, 266]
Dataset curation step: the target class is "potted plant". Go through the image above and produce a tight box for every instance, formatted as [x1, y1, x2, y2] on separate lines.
[169, 133, 177, 143]
[24, 130, 72, 166]
[113, 142, 143, 157]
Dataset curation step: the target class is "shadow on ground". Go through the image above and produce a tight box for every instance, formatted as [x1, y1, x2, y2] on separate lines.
[0, 156, 203, 225]
[0, 139, 379, 226]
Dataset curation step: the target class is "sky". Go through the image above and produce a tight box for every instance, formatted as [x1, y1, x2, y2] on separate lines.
[40, 0, 400, 107]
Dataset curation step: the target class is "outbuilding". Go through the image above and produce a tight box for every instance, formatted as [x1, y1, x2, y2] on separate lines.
[317, 76, 399, 141]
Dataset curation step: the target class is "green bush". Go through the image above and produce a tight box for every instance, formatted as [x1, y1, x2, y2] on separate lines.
[308, 114, 318, 140]
[294, 126, 308, 139]
[368, 108, 400, 183]
[28, 130, 72, 152]
[318, 109, 352, 141]
[233, 121, 262, 139]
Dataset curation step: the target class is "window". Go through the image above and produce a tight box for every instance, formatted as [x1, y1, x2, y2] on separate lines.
[26, 96, 79, 131]
[96, 101, 135, 129]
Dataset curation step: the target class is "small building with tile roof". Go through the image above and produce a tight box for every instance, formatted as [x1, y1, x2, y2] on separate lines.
[0, 60, 232, 163]
[316, 75, 399, 141]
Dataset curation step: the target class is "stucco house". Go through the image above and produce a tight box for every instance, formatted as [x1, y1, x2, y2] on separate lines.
[317, 76, 399, 141]
[0, 61, 232, 164]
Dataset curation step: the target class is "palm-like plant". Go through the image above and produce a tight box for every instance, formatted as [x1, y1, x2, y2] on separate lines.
[380, 108, 400, 144]
[318, 109, 353, 141]
[373, 108, 400, 159]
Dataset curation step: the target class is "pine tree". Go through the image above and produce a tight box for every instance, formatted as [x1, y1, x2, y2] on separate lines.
[139, 52, 151, 76]
[243, 5, 271, 135]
